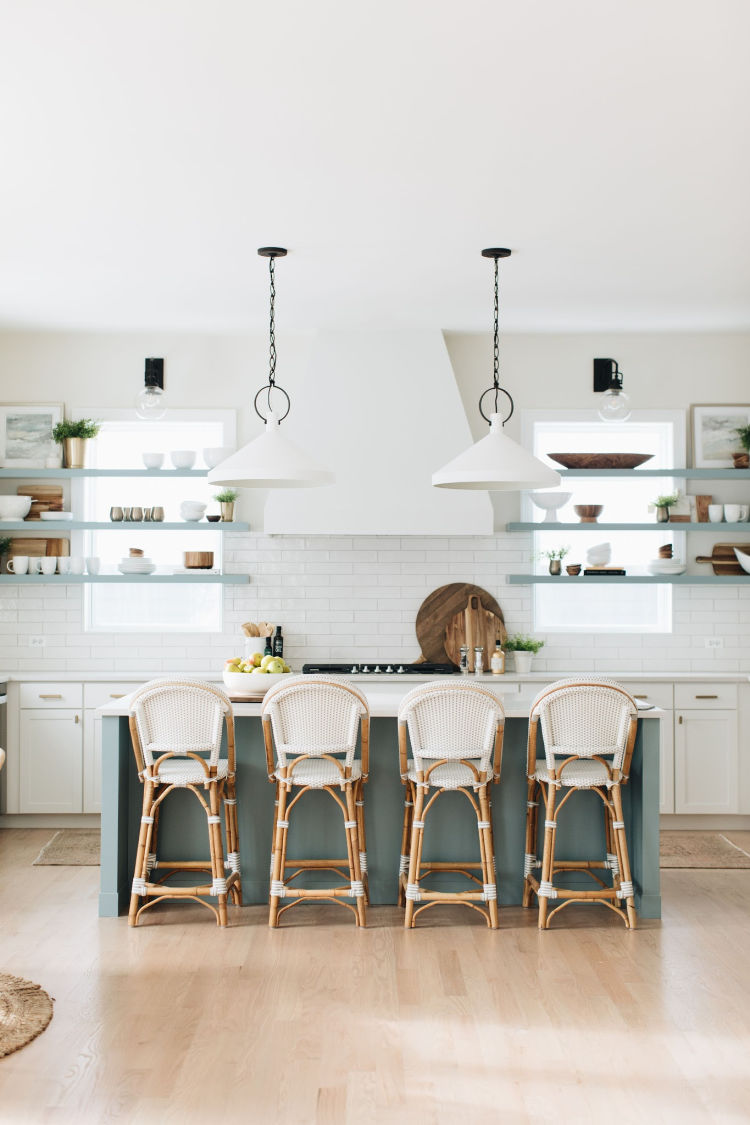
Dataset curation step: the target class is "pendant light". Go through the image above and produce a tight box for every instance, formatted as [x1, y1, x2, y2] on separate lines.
[135, 358, 167, 420]
[208, 248, 333, 489]
[594, 358, 632, 421]
[432, 249, 561, 490]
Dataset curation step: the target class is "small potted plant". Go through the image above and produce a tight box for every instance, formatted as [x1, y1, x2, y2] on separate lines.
[540, 545, 570, 576]
[504, 633, 544, 674]
[214, 488, 238, 522]
[733, 425, 750, 469]
[652, 491, 679, 523]
[0, 536, 11, 570]
[52, 418, 101, 469]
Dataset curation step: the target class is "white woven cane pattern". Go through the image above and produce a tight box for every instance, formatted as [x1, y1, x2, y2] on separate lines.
[524, 853, 540, 876]
[405, 759, 487, 790]
[225, 852, 241, 873]
[606, 852, 620, 873]
[398, 683, 504, 781]
[538, 881, 558, 899]
[207, 815, 221, 824]
[612, 820, 625, 830]
[274, 759, 363, 789]
[270, 880, 286, 898]
[482, 884, 497, 901]
[350, 881, 365, 897]
[530, 678, 636, 771]
[359, 852, 368, 873]
[406, 883, 422, 901]
[616, 881, 634, 898]
[262, 676, 367, 772]
[399, 854, 409, 874]
[152, 759, 229, 786]
[477, 820, 491, 829]
[211, 878, 228, 896]
[140, 815, 154, 824]
[131, 678, 231, 769]
[533, 758, 613, 789]
[146, 853, 156, 873]
[344, 820, 357, 829]
[131, 877, 147, 896]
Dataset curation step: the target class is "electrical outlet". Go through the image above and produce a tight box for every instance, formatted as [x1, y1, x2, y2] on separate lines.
[28, 635, 45, 648]
[705, 637, 723, 649]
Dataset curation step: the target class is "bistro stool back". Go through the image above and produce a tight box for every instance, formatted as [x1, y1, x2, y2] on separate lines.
[128, 678, 241, 926]
[523, 677, 638, 929]
[397, 682, 505, 928]
[262, 676, 370, 927]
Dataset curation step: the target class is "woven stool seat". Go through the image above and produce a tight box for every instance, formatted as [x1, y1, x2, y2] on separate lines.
[275, 758, 362, 789]
[398, 682, 505, 929]
[523, 678, 638, 930]
[154, 758, 230, 786]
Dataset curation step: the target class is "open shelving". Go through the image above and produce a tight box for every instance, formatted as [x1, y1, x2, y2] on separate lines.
[508, 574, 750, 585]
[0, 520, 249, 532]
[0, 468, 210, 478]
[507, 522, 750, 532]
[0, 573, 250, 585]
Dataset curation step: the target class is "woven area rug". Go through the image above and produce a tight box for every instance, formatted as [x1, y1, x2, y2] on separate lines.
[0, 974, 53, 1058]
[33, 829, 100, 866]
[660, 831, 750, 869]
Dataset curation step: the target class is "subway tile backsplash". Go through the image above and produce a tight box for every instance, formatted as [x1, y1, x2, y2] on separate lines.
[4, 533, 749, 674]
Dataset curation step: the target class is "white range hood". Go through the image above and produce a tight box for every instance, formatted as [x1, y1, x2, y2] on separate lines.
[264, 331, 493, 535]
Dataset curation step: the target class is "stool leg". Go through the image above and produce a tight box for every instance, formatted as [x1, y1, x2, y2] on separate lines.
[129, 780, 155, 926]
[345, 784, 367, 927]
[207, 783, 228, 927]
[538, 783, 557, 930]
[404, 783, 426, 929]
[224, 776, 241, 905]
[522, 778, 539, 908]
[269, 783, 288, 928]
[611, 782, 637, 929]
[397, 784, 414, 908]
[355, 779, 369, 903]
[478, 783, 498, 929]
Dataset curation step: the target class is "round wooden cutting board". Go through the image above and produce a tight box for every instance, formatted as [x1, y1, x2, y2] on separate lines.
[415, 583, 506, 664]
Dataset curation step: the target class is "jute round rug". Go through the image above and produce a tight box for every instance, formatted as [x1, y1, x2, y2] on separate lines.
[0, 974, 53, 1058]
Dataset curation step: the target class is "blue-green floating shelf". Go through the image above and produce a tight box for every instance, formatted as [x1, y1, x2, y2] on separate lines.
[508, 574, 750, 585]
[0, 573, 250, 584]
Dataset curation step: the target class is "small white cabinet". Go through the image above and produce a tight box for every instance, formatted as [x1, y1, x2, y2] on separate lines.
[674, 709, 739, 814]
[19, 709, 83, 814]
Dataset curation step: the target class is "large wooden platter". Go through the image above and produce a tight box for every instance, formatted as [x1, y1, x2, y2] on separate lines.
[9, 537, 69, 557]
[17, 485, 64, 519]
[415, 583, 506, 664]
[695, 542, 749, 576]
[444, 595, 506, 671]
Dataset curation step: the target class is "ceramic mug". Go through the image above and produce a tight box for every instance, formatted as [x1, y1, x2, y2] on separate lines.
[56, 556, 71, 574]
[708, 504, 724, 522]
[6, 556, 29, 574]
[85, 556, 101, 575]
[27, 558, 41, 573]
[69, 556, 85, 575]
[131, 506, 143, 522]
[110, 506, 124, 522]
[739, 505, 750, 521]
[39, 557, 57, 575]
[151, 506, 164, 522]
[724, 504, 741, 522]
[122, 507, 133, 521]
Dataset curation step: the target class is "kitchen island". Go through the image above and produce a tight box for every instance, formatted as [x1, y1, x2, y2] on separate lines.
[98, 684, 662, 919]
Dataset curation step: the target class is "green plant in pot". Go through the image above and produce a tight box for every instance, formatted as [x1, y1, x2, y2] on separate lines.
[52, 418, 101, 469]
[504, 633, 544, 674]
[652, 491, 679, 524]
[0, 536, 11, 571]
[214, 488, 238, 522]
[539, 545, 570, 576]
[733, 425, 750, 468]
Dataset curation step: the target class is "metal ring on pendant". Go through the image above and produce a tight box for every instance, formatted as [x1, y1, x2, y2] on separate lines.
[254, 383, 291, 423]
[478, 385, 514, 426]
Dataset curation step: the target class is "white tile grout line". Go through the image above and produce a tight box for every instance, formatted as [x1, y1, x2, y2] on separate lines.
[718, 833, 750, 859]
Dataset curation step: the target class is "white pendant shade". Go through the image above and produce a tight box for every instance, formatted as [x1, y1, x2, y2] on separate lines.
[432, 413, 561, 491]
[207, 413, 334, 489]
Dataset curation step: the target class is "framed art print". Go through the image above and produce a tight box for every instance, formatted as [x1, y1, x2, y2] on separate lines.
[690, 404, 750, 468]
[0, 403, 64, 467]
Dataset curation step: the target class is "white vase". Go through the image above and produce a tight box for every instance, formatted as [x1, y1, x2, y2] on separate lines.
[513, 651, 534, 674]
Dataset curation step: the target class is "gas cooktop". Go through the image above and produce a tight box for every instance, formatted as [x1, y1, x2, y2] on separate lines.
[302, 661, 458, 676]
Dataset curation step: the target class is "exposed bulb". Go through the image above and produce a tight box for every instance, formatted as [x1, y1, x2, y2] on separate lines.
[598, 387, 631, 422]
[135, 384, 167, 420]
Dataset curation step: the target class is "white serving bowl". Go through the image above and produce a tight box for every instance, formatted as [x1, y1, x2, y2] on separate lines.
[647, 559, 687, 575]
[117, 561, 156, 575]
[180, 500, 207, 521]
[222, 670, 292, 694]
[529, 491, 573, 523]
[171, 450, 197, 469]
[202, 446, 235, 469]
[41, 510, 73, 521]
[0, 495, 32, 520]
[733, 548, 750, 575]
[142, 452, 164, 469]
[586, 542, 612, 567]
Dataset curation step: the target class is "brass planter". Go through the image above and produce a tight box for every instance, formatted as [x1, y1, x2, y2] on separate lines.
[63, 437, 88, 469]
[220, 501, 235, 522]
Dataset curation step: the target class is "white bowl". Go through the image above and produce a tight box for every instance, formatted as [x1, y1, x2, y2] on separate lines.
[171, 450, 196, 469]
[586, 542, 612, 566]
[222, 670, 292, 694]
[117, 562, 155, 575]
[202, 446, 234, 469]
[647, 559, 687, 575]
[180, 501, 207, 522]
[142, 452, 164, 469]
[0, 495, 32, 520]
[41, 510, 73, 521]
[733, 548, 750, 575]
[529, 491, 573, 523]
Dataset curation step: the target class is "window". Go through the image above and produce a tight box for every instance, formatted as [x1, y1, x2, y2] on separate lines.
[73, 409, 235, 633]
[521, 410, 685, 634]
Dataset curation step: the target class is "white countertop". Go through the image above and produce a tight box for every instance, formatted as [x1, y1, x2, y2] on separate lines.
[2, 669, 749, 684]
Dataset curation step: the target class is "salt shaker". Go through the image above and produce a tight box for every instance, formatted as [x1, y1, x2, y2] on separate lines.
[459, 645, 469, 674]
[473, 646, 484, 675]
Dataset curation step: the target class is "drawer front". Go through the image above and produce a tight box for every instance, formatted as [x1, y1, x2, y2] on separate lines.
[19, 682, 82, 709]
[674, 682, 738, 710]
[83, 682, 136, 709]
[623, 681, 673, 711]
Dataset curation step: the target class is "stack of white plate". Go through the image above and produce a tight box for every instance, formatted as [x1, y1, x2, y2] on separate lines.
[117, 557, 156, 575]
[646, 559, 687, 575]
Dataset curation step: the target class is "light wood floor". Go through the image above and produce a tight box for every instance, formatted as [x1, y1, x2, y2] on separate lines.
[2, 829, 750, 1124]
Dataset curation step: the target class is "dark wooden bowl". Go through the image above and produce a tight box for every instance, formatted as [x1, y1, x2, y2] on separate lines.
[574, 504, 603, 523]
[549, 453, 654, 470]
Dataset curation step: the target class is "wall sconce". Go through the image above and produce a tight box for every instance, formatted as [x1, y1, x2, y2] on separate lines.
[594, 358, 631, 421]
[135, 358, 167, 420]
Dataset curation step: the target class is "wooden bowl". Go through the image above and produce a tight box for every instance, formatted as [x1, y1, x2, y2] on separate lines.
[574, 504, 603, 523]
[548, 453, 653, 470]
[183, 551, 214, 569]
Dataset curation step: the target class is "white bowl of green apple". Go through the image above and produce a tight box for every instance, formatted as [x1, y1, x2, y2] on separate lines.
[223, 653, 293, 693]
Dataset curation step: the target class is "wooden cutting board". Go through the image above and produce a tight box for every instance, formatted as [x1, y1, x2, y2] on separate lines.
[444, 594, 507, 671]
[17, 484, 64, 520]
[695, 543, 749, 575]
[9, 537, 69, 557]
[415, 583, 506, 664]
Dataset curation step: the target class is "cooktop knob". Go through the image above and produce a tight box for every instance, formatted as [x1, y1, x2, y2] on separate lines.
[373, 665, 381, 674]
[361, 665, 370, 674]
[385, 665, 394, 673]
[350, 665, 358, 674]
[396, 665, 405, 673]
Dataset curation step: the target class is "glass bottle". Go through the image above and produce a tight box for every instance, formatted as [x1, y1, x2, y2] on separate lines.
[459, 645, 469, 674]
[272, 625, 284, 658]
[490, 642, 505, 675]
[473, 646, 484, 675]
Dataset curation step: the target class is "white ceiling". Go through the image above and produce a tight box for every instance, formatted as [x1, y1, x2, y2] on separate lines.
[1, 0, 749, 333]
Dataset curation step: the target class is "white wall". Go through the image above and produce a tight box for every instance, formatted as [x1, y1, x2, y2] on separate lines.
[1, 328, 749, 673]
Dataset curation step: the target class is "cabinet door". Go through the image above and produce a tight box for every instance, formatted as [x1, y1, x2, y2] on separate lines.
[674, 709, 739, 815]
[19, 710, 83, 814]
[659, 711, 675, 815]
[83, 708, 102, 814]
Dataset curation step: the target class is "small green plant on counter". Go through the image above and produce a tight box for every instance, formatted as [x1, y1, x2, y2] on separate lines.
[214, 488, 239, 503]
[0, 536, 12, 557]
[52, 418, 101, 442]
[538, 545, 570, 560]
[652, 492, 679, 509]
[734, 425, 750, 452]
[504, 633, 545, 654]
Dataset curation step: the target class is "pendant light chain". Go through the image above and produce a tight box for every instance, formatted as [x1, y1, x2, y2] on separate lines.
[492, 255, 500, 413]
[254, 247, 291, 423]
[268, 255, 277, 388]
[478, 248, 514, 427]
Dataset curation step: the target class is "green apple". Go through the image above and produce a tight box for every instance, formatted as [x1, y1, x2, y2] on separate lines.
[252, 666, 269, 674]
[225, 658, 242, 668]
[260, 654, 275, 670]
[267, 657, 285, 674]
[252, 652, 262, 667]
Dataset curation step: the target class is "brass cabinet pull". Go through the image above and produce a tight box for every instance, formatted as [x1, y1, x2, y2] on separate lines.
[633, 694, 648, 700]
[74, 714, 80, 724]
[39, 693, 63, 700]
[678, 715, 683, 724]
[695, 694, 718, 699]
[109, 693, 125, 699]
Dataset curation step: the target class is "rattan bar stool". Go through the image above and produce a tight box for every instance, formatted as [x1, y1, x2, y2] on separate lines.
[128, 678, 241, 927]
[397, 682, 505, 929]
[523, 678, 638, 929]
[262, 675, 370, 927]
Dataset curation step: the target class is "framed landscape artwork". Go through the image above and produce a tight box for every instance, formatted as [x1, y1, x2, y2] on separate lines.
[691, 404, 750, 468]
[0, 403, 63, 467]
